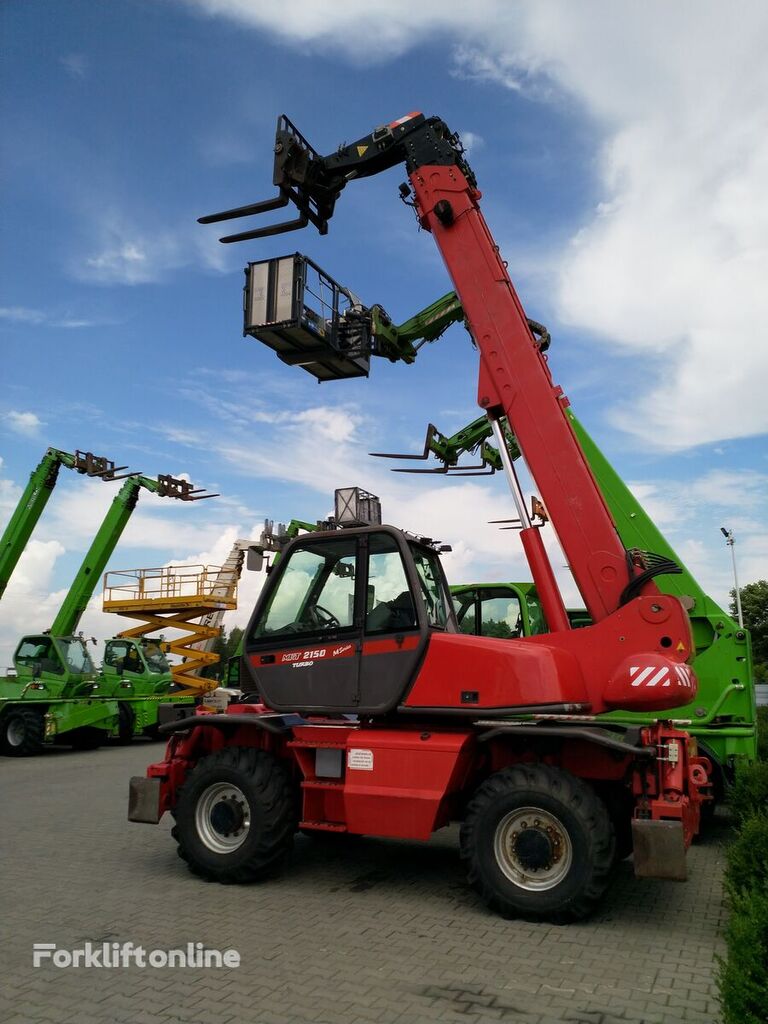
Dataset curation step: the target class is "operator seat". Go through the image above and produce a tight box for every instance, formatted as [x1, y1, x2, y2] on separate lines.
[366, 591, 416, 632]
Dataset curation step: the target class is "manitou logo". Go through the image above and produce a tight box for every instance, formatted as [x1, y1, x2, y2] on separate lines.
[629, 665, 693, 689]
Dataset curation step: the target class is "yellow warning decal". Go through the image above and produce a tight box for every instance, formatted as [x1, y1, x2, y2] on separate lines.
[357, 145, 368, 157]
[676, 641, 686, 653]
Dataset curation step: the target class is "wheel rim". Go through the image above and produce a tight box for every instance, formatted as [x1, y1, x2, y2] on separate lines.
[195, 782, 251, 854]
[6, 718, 25, 747]
[493, 806, 573, 891]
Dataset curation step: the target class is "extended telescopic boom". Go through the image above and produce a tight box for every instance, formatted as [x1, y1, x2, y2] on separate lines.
[0, 448, 128, 601]
[200, 112, 648, 626]
[50, 473, 216, 637]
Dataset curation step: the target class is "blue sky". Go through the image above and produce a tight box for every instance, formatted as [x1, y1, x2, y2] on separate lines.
[1, 0, 766, 664]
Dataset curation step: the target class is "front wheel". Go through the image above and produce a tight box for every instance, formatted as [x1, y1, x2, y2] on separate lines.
[460, 764, 615, 922]
[0, 708, 45, 757]
[173, 747, 297, 883]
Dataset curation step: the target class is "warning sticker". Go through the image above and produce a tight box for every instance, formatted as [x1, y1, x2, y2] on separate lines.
[347, 748, 374, 771]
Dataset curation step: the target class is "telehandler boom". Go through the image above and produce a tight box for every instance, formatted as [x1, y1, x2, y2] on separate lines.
[0, 447, 126, 601]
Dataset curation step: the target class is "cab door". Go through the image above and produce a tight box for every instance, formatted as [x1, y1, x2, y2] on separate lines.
[356, 533, 443, 713]
[245, 533, 363, 712]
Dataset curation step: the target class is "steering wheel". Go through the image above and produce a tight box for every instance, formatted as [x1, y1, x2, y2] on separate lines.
[308, 604, 341, 629]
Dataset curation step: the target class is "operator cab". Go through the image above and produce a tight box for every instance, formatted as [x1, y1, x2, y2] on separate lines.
[103, 638, 172, 693]
[103, 638, 169, 677]
[13, 634, 97, 691]
[243, 525, 456, 715]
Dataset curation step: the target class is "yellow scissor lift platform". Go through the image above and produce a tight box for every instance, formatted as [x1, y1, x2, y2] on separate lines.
[103, 565, 239, 695]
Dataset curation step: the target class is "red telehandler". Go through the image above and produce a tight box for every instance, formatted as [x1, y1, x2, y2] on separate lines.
[129, 114, 710, 920]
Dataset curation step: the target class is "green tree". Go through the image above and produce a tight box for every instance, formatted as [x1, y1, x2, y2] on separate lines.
[481, 618, 513, 639]
[730, 580, 768, 667]
[225, 626, 243, 661]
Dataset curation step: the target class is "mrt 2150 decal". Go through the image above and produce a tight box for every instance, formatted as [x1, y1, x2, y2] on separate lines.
[280, 644, 355, 669]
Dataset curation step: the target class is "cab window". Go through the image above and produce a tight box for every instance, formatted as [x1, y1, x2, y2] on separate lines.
[15, 637, 63, 674]
[104, 641, 130, 667]
[453, 592, 477, 634]
[252, 536, 357, 640]
[365, 533, 417, 634]
[57, 638, 95, 675]
[452, 587, 523, 638]
[410, 545, 451, 629]
[105, 641, 144, 672]
[526, 595, 548, 635]
[479, 592, 522, 638]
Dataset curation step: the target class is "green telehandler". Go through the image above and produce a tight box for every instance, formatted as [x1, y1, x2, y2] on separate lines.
[0, 471, 214, 755]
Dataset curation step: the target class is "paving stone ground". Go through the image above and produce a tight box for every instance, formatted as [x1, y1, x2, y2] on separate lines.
[0, 742, 728, 1024]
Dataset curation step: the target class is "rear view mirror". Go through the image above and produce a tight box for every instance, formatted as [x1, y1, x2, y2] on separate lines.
[247, 548, 266, 572]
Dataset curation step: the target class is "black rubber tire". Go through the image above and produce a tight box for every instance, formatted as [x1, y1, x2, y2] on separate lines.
[116, 702, 136, 744]
[0, 708, 45, 757]
[460, 764, 615, 922]
[592, 782, 634, 862]
[173, 747, 297, 883]
[68, 727, 103, 750]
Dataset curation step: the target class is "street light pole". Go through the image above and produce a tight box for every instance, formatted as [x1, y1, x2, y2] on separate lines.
[721, 527, 744, 627]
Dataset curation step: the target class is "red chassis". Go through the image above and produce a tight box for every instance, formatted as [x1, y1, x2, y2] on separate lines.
[140, 704, 709, 854]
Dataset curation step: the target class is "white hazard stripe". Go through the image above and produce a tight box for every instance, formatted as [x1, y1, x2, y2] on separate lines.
[675, 665, 694, 689]
[646, 667, 670, 687]
[629, 664, 694, 689]
[630, 666, 656, 687]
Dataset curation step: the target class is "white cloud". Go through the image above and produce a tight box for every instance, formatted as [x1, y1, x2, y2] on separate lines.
[457, 130, 484, 156]
[452, 45, 547, 97]
[0, 306, 47, 325]
[0, 539, 67, 668]
[75, 212, 230, 285]
[4, 410, 43, 437]
[0, 305, 103, 329]
[179, 0, 504, 59]
[178, 0, 768, 450]
[60, 53, 87, 79]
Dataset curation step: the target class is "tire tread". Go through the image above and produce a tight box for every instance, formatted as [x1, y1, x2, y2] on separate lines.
[460, 763, 615, 922]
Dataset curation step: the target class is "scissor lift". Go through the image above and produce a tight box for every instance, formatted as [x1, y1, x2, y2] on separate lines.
[103, 565, 239, 694]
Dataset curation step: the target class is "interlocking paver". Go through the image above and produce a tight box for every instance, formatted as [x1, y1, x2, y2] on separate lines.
[1, 742, 728, 1024]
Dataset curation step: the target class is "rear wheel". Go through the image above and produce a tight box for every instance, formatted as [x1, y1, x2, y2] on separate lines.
[116, 702, 136, 744]
[460, 764, 615, 922]
[0, 708, 45, 757]
[173, 747, 297, 883]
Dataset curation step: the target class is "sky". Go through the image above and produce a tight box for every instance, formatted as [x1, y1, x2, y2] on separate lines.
[1, 0, 767, 668]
